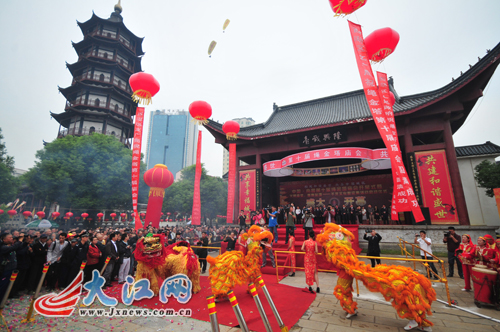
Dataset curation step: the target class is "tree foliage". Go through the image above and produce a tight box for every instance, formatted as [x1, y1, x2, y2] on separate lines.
[23, 134, 148, 210]
[474, 160, 500, 197]
[162, 164, 227, 218]
[0, 127, 19, 205]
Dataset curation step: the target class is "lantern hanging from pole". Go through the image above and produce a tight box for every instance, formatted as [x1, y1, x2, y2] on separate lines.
[110, 213, 117, 220]
[36, 211, 46, 219]
[129, 72, 160, 105]
[222, 120, 240, 140]
[66, 212, 73, 218]
[143, 164, 174, 228]
[23, 211, 32, 219]
[7, 210, 17, 218]
[97, 213, 104, 221]
[120, 213, 127, 219]
[328, 0, 367, 16]
[81, 213, 89, 220]
[189, 101, 212, 125]
[364, 27, 400, 63]
[140, 213, 146, 219]
[0, 209, 3, 215]
[51, 211, 60, 219]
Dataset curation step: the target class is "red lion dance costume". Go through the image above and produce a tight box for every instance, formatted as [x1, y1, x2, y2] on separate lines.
[207, 225, 273, 299]
[316, 224, 436, 331]
[134, 234, 201, 296]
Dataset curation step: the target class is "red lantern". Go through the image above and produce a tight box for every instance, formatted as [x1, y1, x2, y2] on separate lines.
[129, 72, 160, 105]
[0, 209, 3, 215]
[222, 120, 240, 140]
[97, 213, 104, 220]
[389, 91, 396, 106]
[140, 213, 146, 218]
[110, 213, 117, 219]
[167, 212, 171, 216]
[143, 164, 174, 228]
[23, 211, 32, 219]
[52, 212, 60, 219]
[189, 101, 212, 125]
[7, 210, 17, 218]
[169, 219, 173, 222]
[328, 0, 367, 16]
[120, 213, 127, 219]
[131, 212, 136, 218]
[364, 27, 400, 63]
[37, 211, 46, 219]
[66, 212, 73, 218]
[81, 213, 89, 219]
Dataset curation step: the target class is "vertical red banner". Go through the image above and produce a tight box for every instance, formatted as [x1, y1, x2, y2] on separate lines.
[192, 130, 202, 225]
[415, 150, 459, 224]
[132, 107, 145, 230]
[348, 21, 424, 222]
[494, 188, 500, 220]
[226, 143, 236, 224]
[239, 170, 256, 221]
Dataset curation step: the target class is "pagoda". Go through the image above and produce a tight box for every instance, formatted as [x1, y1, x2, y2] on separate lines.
[51, 1, 143, 147]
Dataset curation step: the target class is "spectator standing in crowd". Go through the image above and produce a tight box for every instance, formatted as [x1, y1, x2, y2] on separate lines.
[367, 205, 374, 225]
[46, 233, 68, 291]
[356, 206, 362, 224]
[69, 233, 89, 283]
[322, 205, 335, 224]
[267, 207, 279, 244]
[197, 232, 209, 273]
[128, 231, 138, 276]
[363, 230, 382, 267]
[456, 234, 475, 292]
[0, 233, 24, 300]
[95, 233, 107, 273]
[381, 205, 388, 225]
[303, 209, 314, 237]
[59, 239, 78, 288]
[443, 226, 463, 278]
[341, 204, 348, 224]
[261, 236, 276, 269]
[85, 237, 101, 283]
[285, 207, 296, 244]
[414, 231, 439, 280]
[349, 204, 356, 224]
[374, 206, 380, 224]
[361, 207, 367, 224]
[118, 233, 131, 284]
[334, 205, 341, 224]
[302, 230, 319, 293]
[224, 232, 236, 251]
[28, 234, 48, 293]
[11, 235, 33, 298]
[103, 232, 119, 288]
[238, 210, 246, 230]
[286, 230, 296, 277]
[295, 206, 302, 224]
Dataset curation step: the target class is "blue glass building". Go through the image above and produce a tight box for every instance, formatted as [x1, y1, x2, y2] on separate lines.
[145, 110, 198, 177]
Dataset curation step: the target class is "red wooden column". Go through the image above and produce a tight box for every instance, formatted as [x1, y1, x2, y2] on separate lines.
[443, 119, 470, 225]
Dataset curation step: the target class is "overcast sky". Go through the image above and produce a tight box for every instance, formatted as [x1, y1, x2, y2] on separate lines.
[1, 0, 499, 177]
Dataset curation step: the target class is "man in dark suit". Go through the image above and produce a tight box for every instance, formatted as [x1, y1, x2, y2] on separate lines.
[103, 232, 119, 288]
[341, 204, 348, 224]
[381, 205, 389, 225]
[28, 234, 48, 293]
[197, 232, 209, 273]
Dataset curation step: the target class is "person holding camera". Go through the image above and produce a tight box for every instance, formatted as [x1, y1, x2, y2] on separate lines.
[443, 226, 463, 278]
[322, 205, 335, 224]
[224, 232, 236, 251]
[267, 206, 279, 244]
[285, 206, 296, 244]
[363, 230, 382, 267]
[303, 209, 314, 237]
[414, 231, 439, 280]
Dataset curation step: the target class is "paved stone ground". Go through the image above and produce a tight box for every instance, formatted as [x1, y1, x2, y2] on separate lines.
[5, 255, 500, 331]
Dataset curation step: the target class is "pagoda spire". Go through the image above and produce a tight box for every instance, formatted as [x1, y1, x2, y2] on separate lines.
[114, 0, 122, 14]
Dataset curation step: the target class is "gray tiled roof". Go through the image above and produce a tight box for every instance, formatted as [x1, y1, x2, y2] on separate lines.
[456, 141, 500, 158]
[207, 41, 500, 139]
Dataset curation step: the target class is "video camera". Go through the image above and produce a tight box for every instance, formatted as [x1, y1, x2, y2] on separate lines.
[365, 229, 372, 233]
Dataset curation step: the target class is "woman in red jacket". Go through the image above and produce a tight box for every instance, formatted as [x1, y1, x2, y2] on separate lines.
[85, 237, 102, 283]
[456, 234, 475, 292]
[475, 236, 496, 268]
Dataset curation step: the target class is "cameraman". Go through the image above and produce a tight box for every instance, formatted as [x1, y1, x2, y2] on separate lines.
[363, 230, 382, 267]
[303, 208, 314, 237]
[414, 231, 439, 280]
[266, 207, 279, 244]
[322, 205, 335, 224]
[443, 227, 463, 278]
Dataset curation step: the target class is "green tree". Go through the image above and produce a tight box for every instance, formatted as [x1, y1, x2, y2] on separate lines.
[23, 134, 148, 211]
[162, 164, 227, 219]
[0, 127, 19, 206]
[474, 160, 500, 197]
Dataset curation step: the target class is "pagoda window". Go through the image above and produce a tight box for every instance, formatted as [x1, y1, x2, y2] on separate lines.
[89, 127, 96, 134]
[111, 131, 116, 136]
[94, 99, 100, 107]
[99, 74, 105, 82]
[114, 104, 119, 113]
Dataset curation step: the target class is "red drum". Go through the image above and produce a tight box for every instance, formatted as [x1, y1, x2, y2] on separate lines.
[471, 265, 497, 306]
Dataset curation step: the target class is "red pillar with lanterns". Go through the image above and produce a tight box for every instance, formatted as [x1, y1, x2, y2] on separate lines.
[143, 164, 174, 228]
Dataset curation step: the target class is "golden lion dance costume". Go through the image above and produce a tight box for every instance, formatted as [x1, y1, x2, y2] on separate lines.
[316, 224, 436, 330]
[134, 234, 201, 295]
[207, 225, 273, 298]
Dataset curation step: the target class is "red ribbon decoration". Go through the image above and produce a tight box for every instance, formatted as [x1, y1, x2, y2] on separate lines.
[191, 131, 202, 225]
[226, 143, 236, 224]
[132, 107, 145, 230]
[348, 21, 424, 222]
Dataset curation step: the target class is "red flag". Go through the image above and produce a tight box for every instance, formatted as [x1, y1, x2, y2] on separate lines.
[132, 107, 145, 230]
[348, 21, 424, 222]
[192, 131, 202, 225]
[226, 143, 236, 223]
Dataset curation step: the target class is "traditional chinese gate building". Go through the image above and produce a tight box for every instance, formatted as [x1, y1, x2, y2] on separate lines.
[206, 42, 500, 226]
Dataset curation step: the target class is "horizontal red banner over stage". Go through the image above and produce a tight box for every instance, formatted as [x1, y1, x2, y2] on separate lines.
[263, 147, 390, 177]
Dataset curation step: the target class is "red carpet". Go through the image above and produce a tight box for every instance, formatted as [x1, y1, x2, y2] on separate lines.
[102, 274, 314, 331]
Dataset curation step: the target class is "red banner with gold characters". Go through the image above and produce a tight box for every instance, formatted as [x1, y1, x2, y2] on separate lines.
[494, 188, 500, 220]
[415, 150, 458, 224]
[226, 143, 236, 224]
[239, 170, 256, 221]
[348, 21, 424, 222]
[132, 107, 145, 230]
[191, 131, 202, 225]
